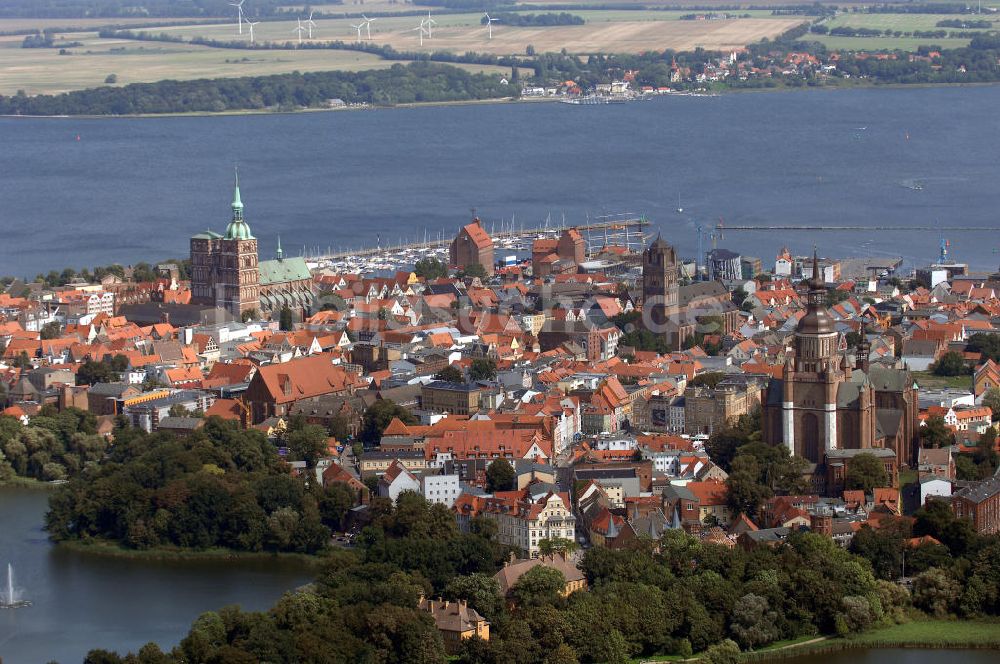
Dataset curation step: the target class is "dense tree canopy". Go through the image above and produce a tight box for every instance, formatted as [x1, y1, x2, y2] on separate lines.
[45, 418, 333, 553]
[0, 408, 103, 481]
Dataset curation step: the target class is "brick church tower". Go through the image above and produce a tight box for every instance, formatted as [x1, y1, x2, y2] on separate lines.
[642, 235, 680, 349]
[190, 173, 259, 318]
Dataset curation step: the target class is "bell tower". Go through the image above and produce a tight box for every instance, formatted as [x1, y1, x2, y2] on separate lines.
[217, 169, 259, 317]
[782, 250, 846, 461]
[642, 235, 680, 348]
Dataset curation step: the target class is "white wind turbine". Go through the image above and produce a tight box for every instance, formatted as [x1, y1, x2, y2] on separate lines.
[409, 20, 429, 46]
[246, 18, 260, 44]
[350, 22, 364, 41]
[424, 11, 437, 38]
[362, 15, 376, 40]
[293, 18, 306, 44]
[305, 10, 317, 39]
[229, 0, 246, 35]
[483, 12, 499, 40]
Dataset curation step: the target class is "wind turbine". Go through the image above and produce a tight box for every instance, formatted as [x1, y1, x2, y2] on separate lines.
[246, 18, 260, 44]
[293, 18, 306, 44]
[362, 15, 376, 40]
[409, 21, 429, 46]
[424, 11, 437, 38]
[351, 22, 364, 41]
[229, 0, 246, 35]
[483, 12, 499, 40]
[305, 10, 317, 39]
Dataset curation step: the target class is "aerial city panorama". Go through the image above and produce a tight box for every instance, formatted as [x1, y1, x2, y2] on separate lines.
[3, 0, 1000, 662]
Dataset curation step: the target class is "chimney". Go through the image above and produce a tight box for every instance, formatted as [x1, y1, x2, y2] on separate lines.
[161, 312, 170, 324]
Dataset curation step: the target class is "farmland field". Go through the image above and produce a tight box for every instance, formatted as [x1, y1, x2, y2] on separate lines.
[0, 32, 518, 96]
[824, 13, 997, 33]
[0, 17, 210, 32]
[136, 14, 806, 55]
[812, 35, 973, 51]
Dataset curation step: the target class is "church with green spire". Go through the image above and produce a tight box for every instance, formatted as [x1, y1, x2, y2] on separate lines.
[190, 173, 314, 320]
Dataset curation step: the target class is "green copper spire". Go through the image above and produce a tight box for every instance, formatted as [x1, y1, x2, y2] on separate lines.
[232, 166, 244, 213]
[224, 167, 254, 240]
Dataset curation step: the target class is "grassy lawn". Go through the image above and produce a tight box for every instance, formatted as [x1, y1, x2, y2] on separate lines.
[825, 13, 997, 33]
[912, 371, 973, 391]
[633, 620, 1000, 662]
[812, 35, 971, 51]
[899, 467, 918, 489]
[850, 618, 1000, 646]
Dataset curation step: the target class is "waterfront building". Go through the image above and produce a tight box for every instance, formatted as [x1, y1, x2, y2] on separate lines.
[190, 177, 314, 320]
[449, 216, 494, 275]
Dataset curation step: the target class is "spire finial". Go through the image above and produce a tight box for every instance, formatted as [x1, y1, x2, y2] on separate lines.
[812, 245, 820, 283]
[234, 164, 239, 188]
[276, 235, 283, 260]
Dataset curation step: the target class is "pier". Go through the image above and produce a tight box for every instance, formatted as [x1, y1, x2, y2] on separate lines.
[305, 213, 653, 262]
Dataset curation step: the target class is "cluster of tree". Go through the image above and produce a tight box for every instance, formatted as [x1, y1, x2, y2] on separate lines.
[0, 407, 105, 482]
[931, 350, 971, 377]
[44, 417, 351, 553]
[850, 499, 1000, 619]
[22, 31, 54, 47]
[86, 523, 923, 663]
[480, 12, 584, 27]
[967, 332, 1000, 363]
[27, 259, 187, 288]
[828, 26, 897, 38]
[414, 257, 449, 280]
[956, 427, 999, 481]
[833, 42, 1000, 86]
[0, 0, 306, 19]
[0, 62, 515, 116]
[76, 354, 130, 385]
[359, 398, 417, 446]
[434, 359, 497, 385]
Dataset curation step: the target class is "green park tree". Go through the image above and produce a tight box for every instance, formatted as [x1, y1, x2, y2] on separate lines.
[844, 453, 889, 492]
[932, 351, 968, 377]
[486, 458, 516, 492]
[435, 365, 464, 383]
[920, 415, 955, 449]
[469, 358, 498, 382]
[414, 257, 448, 280]
[360, 399, 417, 446]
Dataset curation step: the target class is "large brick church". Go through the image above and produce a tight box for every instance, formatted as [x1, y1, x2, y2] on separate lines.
[190, 176, 314, 321]
[641, 235, 741, 351]
[761, 253, 919, 466]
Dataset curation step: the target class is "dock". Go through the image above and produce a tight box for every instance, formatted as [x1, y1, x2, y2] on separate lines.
[305, 213, 653, 262]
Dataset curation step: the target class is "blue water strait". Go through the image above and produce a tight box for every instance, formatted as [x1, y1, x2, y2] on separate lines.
[1, 85, 999, 277]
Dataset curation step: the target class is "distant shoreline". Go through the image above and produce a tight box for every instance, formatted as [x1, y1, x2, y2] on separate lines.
[2, 81, 999, 120]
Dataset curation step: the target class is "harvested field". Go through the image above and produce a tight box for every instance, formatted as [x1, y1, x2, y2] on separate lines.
[0, 17, 208, 32]
[145, 15, 805, 55]
[0, 32, 516, 96]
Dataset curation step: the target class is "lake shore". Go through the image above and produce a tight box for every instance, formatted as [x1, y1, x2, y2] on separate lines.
[740, 619, 1000, 662]
[0, 476, 59, 490]
[4, 79, 1000, 119]
[56, 538, 328, 567]
[636, 619, 1000, 663]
